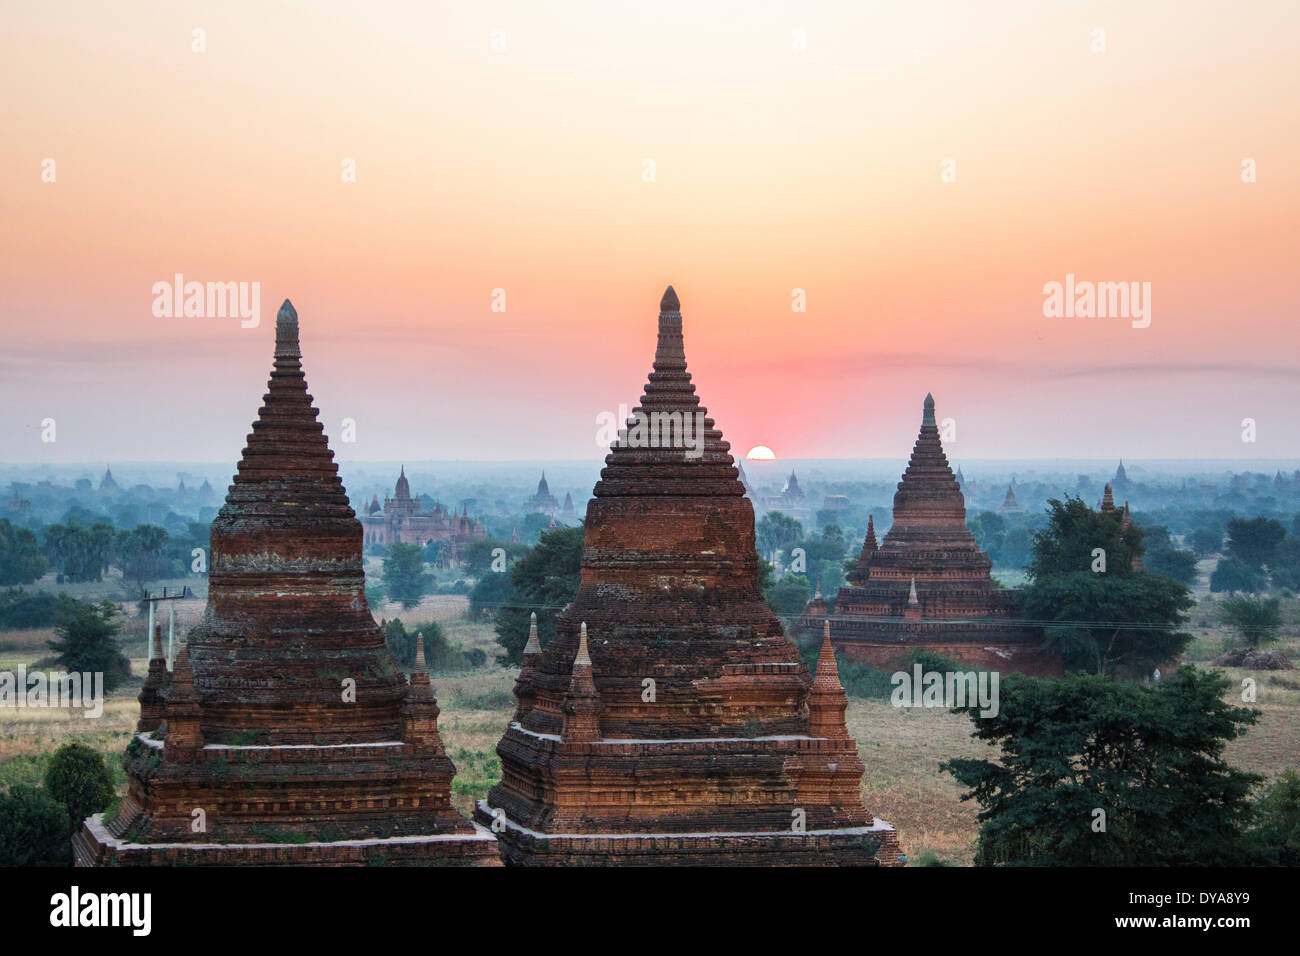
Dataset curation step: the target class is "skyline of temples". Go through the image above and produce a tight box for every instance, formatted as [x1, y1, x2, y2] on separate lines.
[74, 300, 498, 866]
[799, 394, 1061, 677]
[476, 287, 902, 865]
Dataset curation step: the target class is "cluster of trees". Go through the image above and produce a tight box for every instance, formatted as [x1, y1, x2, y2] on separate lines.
[0, 516, 209, 592]
[966, 511, 1035, 570]
[489, 527, 584, 665]
[380, 618, 486, 672]
[0, 743, 115, 866]
[1210, 515, 1300, 594]
[942, 668, 1298, 866]
[46, 599, 132, 691]
[755, 514, 854, 614]
[1022, 496, 1193, 678]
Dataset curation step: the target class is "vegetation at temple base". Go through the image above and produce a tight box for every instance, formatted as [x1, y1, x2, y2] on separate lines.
[46, 598, 130, 691]
[941, 668, 1262, 866]
[1022, 496, 1192, 677]
[381, 542, 430, 609]
[43, 742, 114, 830]
[0, 784, 70, 866]
[492, 526, 584, 665]
[1218, 594, 1283, 648]
[0, 518, 47, 585]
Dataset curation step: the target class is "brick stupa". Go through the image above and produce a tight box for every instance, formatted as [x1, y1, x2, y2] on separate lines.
[476, 287, 902, 866]
[74, 300, 498, 866]
[798, 394, 1060, 676]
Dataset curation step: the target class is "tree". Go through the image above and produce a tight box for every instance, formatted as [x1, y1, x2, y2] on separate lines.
[1189, 527, 1223, 556]
[756, 512, 803, 564]
[44, 742, 114, 829]
[764, 573, 811, 617]
[0, 785, 70, 866]
[1225, 516, 1286, 568]
[1022, 496, 1189, 677]
[1144, 545, 1199, 586]
[1219, 594, 1283, 648]
[1245, 769, 1300, 866]
[43, 522, 115, 583]
[47, 599, 130, 691]
[1027, 496, 1142, 580]
[0, 518, 48, 585]
[1022, 572, 1193, 678]
[940, 668, 1260, 866]
[114, 524, 169, 592]
[469, 569, 515, 618]
[494, 526, 584, 665]
[381, 542, 429, 609]
[1210, 556, 1267, 594]
[382, 618, 456, 671]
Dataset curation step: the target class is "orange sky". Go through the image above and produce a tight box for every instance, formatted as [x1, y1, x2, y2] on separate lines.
[2, 0, 1298, 464]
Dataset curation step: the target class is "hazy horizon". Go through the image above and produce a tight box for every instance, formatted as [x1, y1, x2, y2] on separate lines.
[3, 1, 1298, 463]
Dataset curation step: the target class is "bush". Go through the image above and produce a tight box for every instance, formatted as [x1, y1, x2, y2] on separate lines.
[1245, 769, 1300, 865]
[44, 742, 115, 828]
[1219, 594, 1283, 648]
[383, 618, 462, 672]
[0, 785, 70, 866]
[0, 588, 60, 630]
[47, 599, 130, 691]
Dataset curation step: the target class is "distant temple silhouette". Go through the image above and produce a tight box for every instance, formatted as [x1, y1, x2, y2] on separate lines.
[798, 394, 1060, 676]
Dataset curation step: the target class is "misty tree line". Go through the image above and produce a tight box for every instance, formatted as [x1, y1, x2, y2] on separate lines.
[0, 515, 209, 591]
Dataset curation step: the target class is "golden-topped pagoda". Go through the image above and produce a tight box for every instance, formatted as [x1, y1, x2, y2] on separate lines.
[476, 287, 902, 865]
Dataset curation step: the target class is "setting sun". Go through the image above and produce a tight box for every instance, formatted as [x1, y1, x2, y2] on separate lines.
[746, 445, 776, 461]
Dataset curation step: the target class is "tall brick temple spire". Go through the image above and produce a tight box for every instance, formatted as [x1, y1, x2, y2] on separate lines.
[75, 299, 497, 866]
[478, 286, 901, 865]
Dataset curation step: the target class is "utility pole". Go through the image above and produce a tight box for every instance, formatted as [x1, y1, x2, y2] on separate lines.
[141, 586, 192, 668]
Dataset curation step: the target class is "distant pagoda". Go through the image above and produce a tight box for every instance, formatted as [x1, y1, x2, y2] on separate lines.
[476, 287, 901, 866]
[998, 484, 1022, 514]
[799, 394, 1059, 676]
[75, 300, 498, 866]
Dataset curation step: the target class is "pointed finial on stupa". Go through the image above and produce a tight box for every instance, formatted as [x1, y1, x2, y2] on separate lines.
[275, 299, 301, 358]
[523, 612, 541, 657]
[414, 631, 428, 675]
[1100, 483, 1115, 512]
[654, 286, 686, 370]
[908, 577, 919, 606]
[814, 619, 841, 686]
[576, 622, 591, 666]
[814, 577, 823, 599]
[922, 392, 937, 428]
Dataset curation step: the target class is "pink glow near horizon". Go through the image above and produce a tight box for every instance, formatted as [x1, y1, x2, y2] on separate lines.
[2, 1, 1298, 464]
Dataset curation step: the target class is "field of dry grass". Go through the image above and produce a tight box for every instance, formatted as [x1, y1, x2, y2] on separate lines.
[3, 592, 1296, 866]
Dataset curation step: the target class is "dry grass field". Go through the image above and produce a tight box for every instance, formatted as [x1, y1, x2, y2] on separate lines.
[3, 592, 1296, 866]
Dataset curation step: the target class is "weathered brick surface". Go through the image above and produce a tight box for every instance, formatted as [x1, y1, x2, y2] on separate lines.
[77, 300, 497, 866]
[479, 287, 902, 866]
[798, 394, 1062, 677]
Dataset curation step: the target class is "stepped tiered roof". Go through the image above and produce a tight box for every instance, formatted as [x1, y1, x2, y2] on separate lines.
[75, 301, 497, 866]
[802, 394, 1059, 676]
[477, 287, 901, 866]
